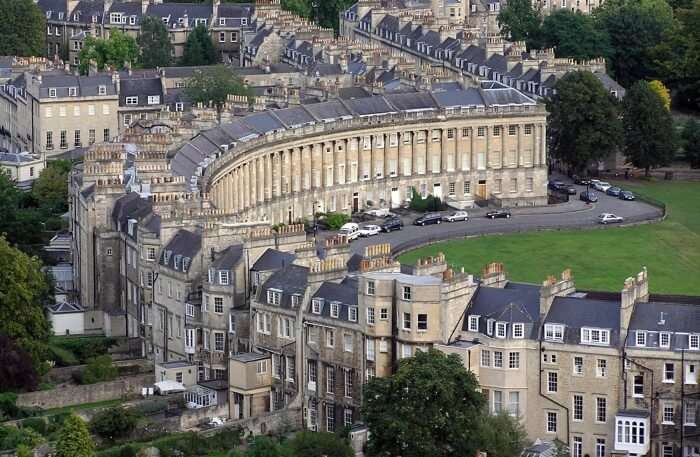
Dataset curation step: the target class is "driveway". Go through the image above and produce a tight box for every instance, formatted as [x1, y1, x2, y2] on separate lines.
[316, 179, 664, 256]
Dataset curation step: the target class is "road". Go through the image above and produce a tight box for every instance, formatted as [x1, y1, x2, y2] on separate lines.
[317, 180, 664, 256]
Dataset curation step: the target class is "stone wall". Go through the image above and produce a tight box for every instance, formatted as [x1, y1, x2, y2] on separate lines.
[16, 374, 154, 409]
[45, 358, 153, 384]
[180, 404, 230, 430]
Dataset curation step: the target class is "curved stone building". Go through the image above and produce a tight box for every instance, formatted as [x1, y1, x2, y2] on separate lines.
[171, 84, 548, 224]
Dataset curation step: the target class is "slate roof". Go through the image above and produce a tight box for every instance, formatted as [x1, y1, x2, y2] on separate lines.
[160, 229, 201, 272]
[270, 107, 315, 128]
[259, 264, 309, 309]
[241, 112, 284, 134]
[0, 152, 41, 163]
[252, 248, 295, 271]
[38, 74, 117, 98]
[432, 88, 484, 107]
[309, 280, 359, 322]
[338, 86, 371, 100]
[303, 99, 352, 121]
[481, 87, 535, 105]
[343, 96, 396, 116]
[626, 300, 700, 350]
[465, 282, 541, 339]
[111, 192, 153, 234]
[309, 63, 343, 77]
[146, 3, 212, 27]
[70, 1, 105, 24]
[211, 244, 244, 270]
[545, 295, 621, 345]
[119, 77, 163, 107]
[231, 352, 269, 362]
[384, 92, 437, 111]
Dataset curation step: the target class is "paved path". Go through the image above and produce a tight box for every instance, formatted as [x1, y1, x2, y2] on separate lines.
[317, 178, 664, 256]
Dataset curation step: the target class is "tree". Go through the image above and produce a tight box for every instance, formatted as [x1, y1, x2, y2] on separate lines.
[78, 30, 138, 74]
[80, 355, 118, 384]
[595, 0, 674, 87]
[90, 407, 139, 441]
[497, 0, 542, 43]
[55, 415, 95, 457]
[0, 335, 39, 392]
[185, 65, 251, 121]
[362, 348, 486, 457]
[546, 71, 624, 173]
[622, 80, 676, 176]
[181, 24, 218, 66]
[538, 10, 610, 60]
[479, 413, 529, 457]
[0, 0, 45, 56]
[0, 236, 52, 375]
[648, 80, 671, 110]
[246, 436, 291, 457]
[31, 160, 72, 214]
[138, 16, 172, 68]
[287, 431, 353, 457]
[681, 118, 700, 168]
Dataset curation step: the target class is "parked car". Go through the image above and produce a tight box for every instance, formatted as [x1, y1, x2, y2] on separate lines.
[573, 175, 591, 185]
[606, 187, 622, 197]
[365, 208, 391, 217]
[619, 191, 636, 201]
[443, 211, 469, 222]
[548, 180, 565, 191]
[359, 224, 381, 237]
[580, 191, 598, 203]
[598, 213, 624, 224]
[413, 213, 442, 226]
[381, 217, 403, 232]
[485, 209, 512, 219]
[593, 181, 612, 192]
[563, 185, 577, 195]
[338, 223, 361, 240]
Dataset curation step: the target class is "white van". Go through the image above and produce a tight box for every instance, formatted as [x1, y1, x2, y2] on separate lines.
[338, 222, 360, 241]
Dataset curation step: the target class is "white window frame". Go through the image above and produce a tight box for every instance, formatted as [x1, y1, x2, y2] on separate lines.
[468, 315, 479, 332]
[312, 298, 322, 314]
[330, 302, 339, 318]
[690, 334, 700, 350]
[544, 324, 564, 342]
[664, 362, 675, 383]
[636, 331, 647, 347]
[125, 96, 138, 105]
[267, 289, 281, 305]
[512, 323, 524, 338]
[495, 322, 507, 338]
[348, 306, 358, 322]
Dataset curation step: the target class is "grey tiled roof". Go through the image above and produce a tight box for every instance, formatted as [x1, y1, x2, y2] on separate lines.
[146, 3, 212, 27]
[211, 244, 244, 270]
[259, 264, 309, 309]
[241, 112, 285, 134]
[432, 88, 484, 107]
[545, 295, 621, 345]
[309, 281, 359, 322]
[384, 92, 438, 111]
[112, 192, 153, 233]
[271, 107, 315, 128]
[343, 96, 397, 116]
[338, 86, 371, 100]
[465, 282, 541, 339]
[0, 152, 40, 163]
[481, 87, 535, 105]
[119, 77, 163, 107]
[160, 229, 201, 272]
[252, 249, 295, 271]
[39, 74, 117, 98]
[49, 302, 83, 314]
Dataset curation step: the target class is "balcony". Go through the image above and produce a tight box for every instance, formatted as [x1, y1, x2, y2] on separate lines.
[185, 308, 202, 326]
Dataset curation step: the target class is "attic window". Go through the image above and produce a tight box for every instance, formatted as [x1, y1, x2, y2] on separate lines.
[129, 15, 136, 25]
[312, 298, 322, 314]
[544, 324, 564, 342]
[219, 18, 225, 25]
[330, 303, 339, 318]
[349, 306, 358, 322]
[241, 18, 248, 25]
[636, 331, 646, 347]
[219, 271, 230, 285]
[49, 88, 57, 98]
[468, 315, 479, 332]
[182, 257, 190, 271]
[267, 289, 281, 306]
[174, 254, 182, 270]
[163, 250, 171, 264]
[495, 322, 507, 338]
[98, 85, 106, 95]
[513, 323, 524, 338]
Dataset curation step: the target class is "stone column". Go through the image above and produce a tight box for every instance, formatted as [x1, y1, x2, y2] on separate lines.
[258, 157, 265, 202]
[250, 159, 257, 204]
[265, 153, 273, 199]
[274, 152, 282, 198]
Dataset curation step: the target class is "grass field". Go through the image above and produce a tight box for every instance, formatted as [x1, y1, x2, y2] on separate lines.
[399, 180, 700, 294]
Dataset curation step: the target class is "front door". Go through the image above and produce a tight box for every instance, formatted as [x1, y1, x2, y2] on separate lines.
[391, 187, 400, 208]
[352, 193, 359, 213]
[477, 180, 487, 200]
[433, 183, 442, 199]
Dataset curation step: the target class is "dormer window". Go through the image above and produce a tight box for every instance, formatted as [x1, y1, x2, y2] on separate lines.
[513, 323, 524, 338]
[291, 294, 300, 308]
[46, 10, 52, 18]
[330, 303, 339, 318]
[110, 13, 121, 24]
[126, 96, 138, 105]
[468, 315, 479, 332]
[174, 254, 181, 270]
[219, 18, 225, 25]
[581, 327, 610, 345]
[690, 334, 700, 350]
[129, 15, 136, 25]
[219, 270, 230, 285]
[208, 269, 214, 283]
[182, 257, 190, 271]
[312, 298, 322, 314]
[495, 322, 507, 338]
[163, 250, 171, 264]
[636, 331, 647, 347]
[98, 85, 106, 95]
[49, 88, 57, 98]
[660, 332, 671, 348]
[486, 318, 495, 336]
[349, 306, 358, 322]
[544, 324, 564, 342]
[147, 95, 160, 105]
[267, 289, 281, 305]
[241, 17, 248, 25]
[58, 12, 64, 19]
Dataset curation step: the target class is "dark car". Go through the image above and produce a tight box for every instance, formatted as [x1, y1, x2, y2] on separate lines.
[548, 180, 565, 191]
[619, 191, 636, 201]
[413, 213, 442, 226]
[573, 175, 591, 185]
[580, 190, 599, 203]
[563, 185, 577, 195]
[606, 187, 622, 197]
[485, 209, 512, 219]
[381, 217, 404, 232]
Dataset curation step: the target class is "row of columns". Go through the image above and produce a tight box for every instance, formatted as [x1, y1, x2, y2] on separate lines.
[211, 123, 547, 214]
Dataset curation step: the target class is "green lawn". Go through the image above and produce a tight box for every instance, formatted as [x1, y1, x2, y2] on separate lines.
[43, 398, 125, 416]
[399, 180, 700, 294]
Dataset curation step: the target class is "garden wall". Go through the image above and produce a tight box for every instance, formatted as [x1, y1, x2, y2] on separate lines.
[16, 374, 154, 409]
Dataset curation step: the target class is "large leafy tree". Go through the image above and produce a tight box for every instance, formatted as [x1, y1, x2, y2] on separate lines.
[78, 30, 138, 74]
[479, 413, 529, 457]
[648, 80, 671, 111]
[622, 80, 676, 176]
[547, 71, 623, 173]
[0, 0, 45, 56]
[90, 407, 139, 441]
[138, 16, 173, 68]
[362, 348, 486, 457]
[31, 160, 71, 214]
[681, 118, 700, 168]
[538, 10, 610, 60]
[0, 236, 53, 374]
[0, 335, 40, 392]
[497, 0, 542, 43]
[181, 24, 218, 66]
[55, 415, 95, 457]
[186, 65, 252, 121]
[595, 0, 674, 87]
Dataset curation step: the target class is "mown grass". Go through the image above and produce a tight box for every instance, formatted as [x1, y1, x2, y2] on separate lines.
[399, 180, 700, 294]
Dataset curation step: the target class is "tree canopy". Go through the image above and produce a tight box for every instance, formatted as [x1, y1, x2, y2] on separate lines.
[362, 348, 486, 457]
[78, 30, 139, 74]
[622, 80, 676, 175]
[55, 415, 95, 457]
[181, 25, 219, 66]
[681, 118, 700, 168]
[538, 10, 610, 60]
[0, 236, 53, 375]
[138, 16, 173, 68]
[287, 431, 353, 457]
[90, 407, 139, 441]
[0, 0, 45, 57]
[497, 0, 542, 43]
[479, 413, 530, 457]
[546, 71, 623, 173]
[648, 80, 671, 111]
[0, 335, 40, 392]
[185, 65, 252, 120]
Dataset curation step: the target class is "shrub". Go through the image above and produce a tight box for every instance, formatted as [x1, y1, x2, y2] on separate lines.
[0, 393, 19, 420]
[134, 398, 168, 416]
[0, 426, 45, 451]
[91, 407, 140, 441]
[321, 212, 351, 230]
[409, 187, 444, 212]
[49, 344, 80, 367]
[21, 417, 47, 435]
[51, 337, 118, 364]
[81, 355, 118, 384]
[119, 444, 138, 457]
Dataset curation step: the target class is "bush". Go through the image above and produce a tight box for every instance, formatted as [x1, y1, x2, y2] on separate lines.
[0, 426, 45, 451]
[81, 355, 118, 384]
[49, 344, 80, 367]
[134, 398, 168, 416]
[51, 337, 118, 365]
[21, 417, 47, 436]
[320, 212, 351, 230]
[91, 407, 140, 441]
[409, 187, 444, 212]
[119, 444, 138, 457]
